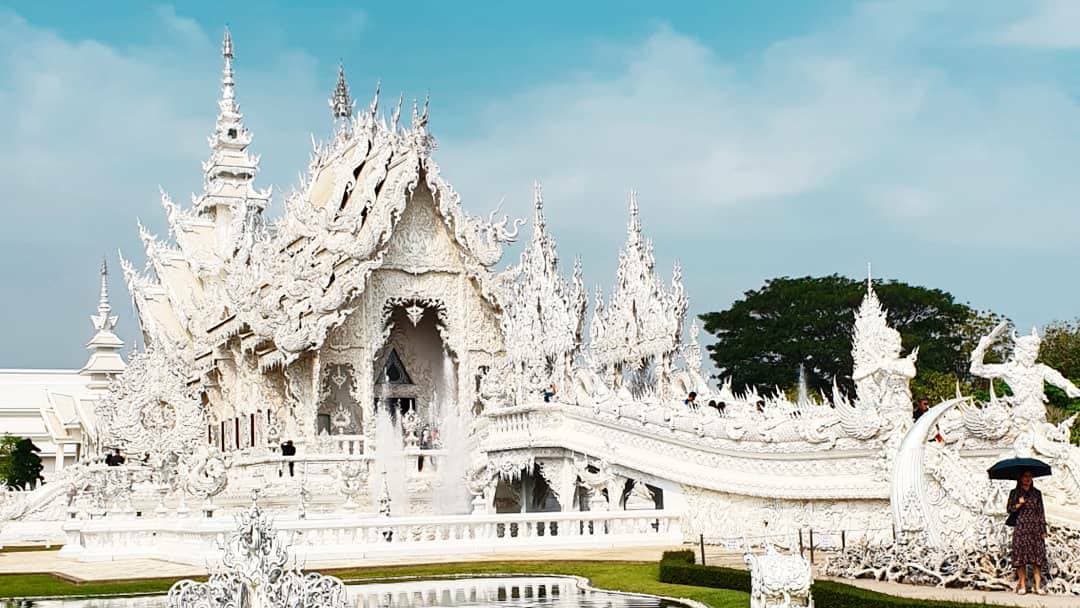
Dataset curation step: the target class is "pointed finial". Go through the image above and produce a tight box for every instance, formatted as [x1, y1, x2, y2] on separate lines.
[98, 257, 110, 312]
[91, 256, 117, 332]
[627, 190, 642, 243]
[410, 95, 431, 130]
[329, 61, 354, 122]
[532, 181, 545, 233]
[866, 262, 872, 293]
[222, 26, 233, 59]
[220, 28, 235, 104]
[390, 93, 404, 130]
[368, 80, 381, 116]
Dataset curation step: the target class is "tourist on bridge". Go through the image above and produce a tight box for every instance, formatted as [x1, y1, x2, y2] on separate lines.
[1007, 470, 1048, 595]
[543, 383, 557, 403]
[104, 448, 124, 467]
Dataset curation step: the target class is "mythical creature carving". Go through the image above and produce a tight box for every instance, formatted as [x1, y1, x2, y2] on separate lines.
[971, 323, 1080, 427]
[971, 322, 1080, 505]
[180, 446, 230, 512]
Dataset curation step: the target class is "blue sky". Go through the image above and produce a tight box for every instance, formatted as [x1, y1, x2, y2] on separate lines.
[2, 1, 1080, 368]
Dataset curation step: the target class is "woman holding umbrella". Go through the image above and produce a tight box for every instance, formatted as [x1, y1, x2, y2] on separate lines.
[1005, 468, 1049, 595]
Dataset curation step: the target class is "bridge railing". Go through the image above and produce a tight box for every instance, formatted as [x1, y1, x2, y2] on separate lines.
[59, 508, 683, 564]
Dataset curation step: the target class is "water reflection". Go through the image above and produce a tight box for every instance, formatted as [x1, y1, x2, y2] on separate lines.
[2, 576, 682, 608]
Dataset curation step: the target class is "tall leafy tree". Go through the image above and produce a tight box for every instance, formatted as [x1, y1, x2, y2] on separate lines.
[1038, 320, 1080, 439]
[699, 275, 980, 400]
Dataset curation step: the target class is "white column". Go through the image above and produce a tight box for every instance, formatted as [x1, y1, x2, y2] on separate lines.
[54, 443, 66, 471]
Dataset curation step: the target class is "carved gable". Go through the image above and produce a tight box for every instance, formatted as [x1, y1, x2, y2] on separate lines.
[382, 181, 463, 273]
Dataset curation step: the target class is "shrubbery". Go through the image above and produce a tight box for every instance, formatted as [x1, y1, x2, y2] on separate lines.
[657, 550, 992, 608]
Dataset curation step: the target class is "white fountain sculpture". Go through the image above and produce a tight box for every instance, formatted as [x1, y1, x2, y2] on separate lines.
[744, 541, 814, 608]
[371, 405, 407, 513]
[335, 460, 367, 511]
[166, 493, 348, 608]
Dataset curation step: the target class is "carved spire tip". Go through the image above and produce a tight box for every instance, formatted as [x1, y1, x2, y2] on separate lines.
[222, 26, 233, 59]
[330, 61, 353, 122]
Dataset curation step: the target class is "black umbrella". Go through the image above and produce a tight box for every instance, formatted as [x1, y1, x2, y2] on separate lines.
[988, 457, 1051, 480]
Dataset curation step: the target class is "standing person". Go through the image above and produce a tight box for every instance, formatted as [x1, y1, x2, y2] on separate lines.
[1007, 470, 1048, 595]
[684, 392, 697, 408]
[913, 399, 943, 442]
[280, 440, 296, 477]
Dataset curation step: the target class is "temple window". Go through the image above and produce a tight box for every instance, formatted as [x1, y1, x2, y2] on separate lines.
[227, 128, 237, 138]
[382, 349, 413, 384]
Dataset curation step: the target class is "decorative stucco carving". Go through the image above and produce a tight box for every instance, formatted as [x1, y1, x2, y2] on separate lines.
[167, 496, 348, 608]
[95, 346, 206, 457]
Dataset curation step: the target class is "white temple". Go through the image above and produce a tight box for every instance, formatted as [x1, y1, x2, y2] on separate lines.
[5, 30, 1080, 595]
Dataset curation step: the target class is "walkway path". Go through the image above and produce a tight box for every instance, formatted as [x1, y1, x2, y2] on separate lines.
[3, 544, 1077, 606]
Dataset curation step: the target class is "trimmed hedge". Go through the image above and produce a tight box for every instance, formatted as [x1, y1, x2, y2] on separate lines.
[658, 551, 996, 608]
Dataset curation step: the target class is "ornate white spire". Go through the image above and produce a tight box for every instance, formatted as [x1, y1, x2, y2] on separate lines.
[588, 191, 686, 373]
[220, 28, 237, 116]
[532, 181, 546, 235]
[81, 258, 126, 388]
[91, 258, 117, 333]
[627, 189, 643, 247]
[500, 182, 582, 375]
[329, 62, 354, 132]
[192, 28, 271, 254]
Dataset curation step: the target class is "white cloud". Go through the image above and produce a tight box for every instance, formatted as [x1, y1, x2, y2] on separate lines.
[439, 19, 1080, 249]
[434, 8, 1080, 334]
[994, 0, 1080, 49]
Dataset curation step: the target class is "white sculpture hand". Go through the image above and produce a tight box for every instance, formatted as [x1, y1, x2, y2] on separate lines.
[988, 321, 1009, 343]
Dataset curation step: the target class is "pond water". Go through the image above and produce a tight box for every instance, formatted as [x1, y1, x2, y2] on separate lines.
[3, 576, 686, 608]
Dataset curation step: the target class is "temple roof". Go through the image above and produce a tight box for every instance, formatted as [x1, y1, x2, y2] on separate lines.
[122, 35, 523, 374]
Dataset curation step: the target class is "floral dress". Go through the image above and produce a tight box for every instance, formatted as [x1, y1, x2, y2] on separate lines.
[1008, 487, 1048, 569]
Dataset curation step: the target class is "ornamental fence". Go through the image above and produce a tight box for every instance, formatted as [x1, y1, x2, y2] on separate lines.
[694, 526, 896, 565]
[59, 508, 683, 565]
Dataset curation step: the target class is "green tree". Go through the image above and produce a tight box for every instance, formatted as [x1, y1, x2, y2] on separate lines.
[699, 275, 984, 400]
[1036, 320, 1080, 444]
[2, 437, 44, 490]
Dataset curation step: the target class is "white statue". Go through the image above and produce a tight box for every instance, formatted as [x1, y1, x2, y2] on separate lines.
[851, 276, 917, 425]
[166, 495, 348, 608]
[971, 323, 1080, 426]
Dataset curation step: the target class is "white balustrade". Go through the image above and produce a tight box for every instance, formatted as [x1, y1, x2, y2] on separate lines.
[59, 508, 682, 564]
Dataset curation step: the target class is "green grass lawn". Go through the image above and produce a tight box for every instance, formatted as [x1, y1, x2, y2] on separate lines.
[0, 560, 748, 607]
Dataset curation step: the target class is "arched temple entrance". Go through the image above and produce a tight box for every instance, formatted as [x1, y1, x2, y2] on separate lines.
[373, 303, 456, 433]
